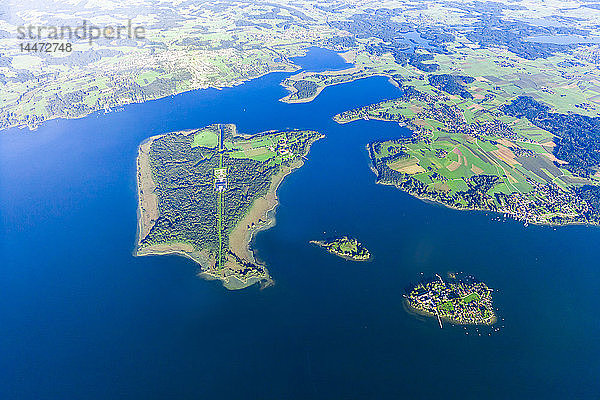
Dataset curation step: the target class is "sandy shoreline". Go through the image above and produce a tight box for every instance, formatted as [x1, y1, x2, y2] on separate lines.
[228, 133, 324, 266]
[229, 159, 304, 263]
[134, 130, 200, 257]
[135, 135, 160, 250]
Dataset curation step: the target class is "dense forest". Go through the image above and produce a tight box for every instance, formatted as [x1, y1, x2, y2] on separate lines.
[502, 96, 600, 178]
[330, 11, 450, 72]
[428, 74, 475, 99]
[140, 126, 322, 266]
[290, 80, 318, 100]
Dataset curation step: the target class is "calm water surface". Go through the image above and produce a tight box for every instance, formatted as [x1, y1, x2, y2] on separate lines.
[1, 48, 599, 399]
[525, 34, 600, 44]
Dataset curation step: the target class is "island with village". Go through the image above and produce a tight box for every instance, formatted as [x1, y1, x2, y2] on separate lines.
[404, 273, 497, 327]
[310, 236, 371, 261]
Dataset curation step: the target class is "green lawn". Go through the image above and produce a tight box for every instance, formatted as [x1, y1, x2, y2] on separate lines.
[461, 293, 481, 304]
[191, 129, 218, 148]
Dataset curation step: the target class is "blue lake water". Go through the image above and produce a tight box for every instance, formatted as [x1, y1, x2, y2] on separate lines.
[291, 47, 353, 72]
[1, 48, 599, 399]
[525, 34, 600, 44]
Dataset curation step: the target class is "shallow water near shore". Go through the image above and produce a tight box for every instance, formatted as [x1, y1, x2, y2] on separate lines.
[1, 48, 599, 399]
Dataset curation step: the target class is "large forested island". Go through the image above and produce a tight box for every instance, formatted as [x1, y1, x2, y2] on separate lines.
[405, 274, 496, 327]
[136, 124, 323, 289]
[310, 236, 371, 261]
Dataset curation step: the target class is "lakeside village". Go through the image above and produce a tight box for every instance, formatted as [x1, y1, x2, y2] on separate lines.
[404, 273, 498, 329]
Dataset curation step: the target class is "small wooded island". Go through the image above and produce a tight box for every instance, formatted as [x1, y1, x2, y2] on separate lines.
[310, 236, 371, 261]
[404, 273, 496, 327]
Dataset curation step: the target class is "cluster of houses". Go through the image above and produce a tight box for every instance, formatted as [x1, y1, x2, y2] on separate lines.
[214, 168, 228, 192]
[498, 177, 591, 225]
[407, 277, 495, 325]
[269, 135, 290, 157]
